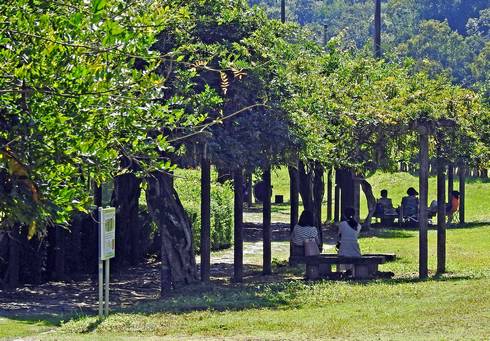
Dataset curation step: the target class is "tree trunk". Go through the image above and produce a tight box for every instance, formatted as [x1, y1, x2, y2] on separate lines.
[361, 179, 376, 228]
[447, 164, 454, 200]
[233, 169, 244, 282]
[54, 226, 65, 280]
[337, 169, 359, 220]
[298, 160, 313, 212]
[419, 128, 429, 279]
[146, 171, 197, 293]
[327, 168, 333, 222]
[5, 225, 20, 290]
[263, 167, 272, 275]
[436, 160, 446, 274]
[200, 154, 211, 282]
[113, 170, 141, 267]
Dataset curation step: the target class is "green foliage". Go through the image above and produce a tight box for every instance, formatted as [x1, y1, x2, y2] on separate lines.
[174, 169, 233, 253]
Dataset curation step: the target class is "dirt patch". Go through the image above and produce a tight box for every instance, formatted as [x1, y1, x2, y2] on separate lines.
[0, 223, 337, 318]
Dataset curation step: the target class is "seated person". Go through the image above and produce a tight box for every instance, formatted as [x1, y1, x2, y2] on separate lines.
[428, 191, 460, 216]
[291, 210, 320, 256]
[376, 189, 397, 216]
[400, 187, 419, 218]
[447, 191, 460, 215]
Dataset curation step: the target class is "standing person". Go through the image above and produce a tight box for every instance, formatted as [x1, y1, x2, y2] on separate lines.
[337, 207, 361, 258]
[291, 210, 320, 256]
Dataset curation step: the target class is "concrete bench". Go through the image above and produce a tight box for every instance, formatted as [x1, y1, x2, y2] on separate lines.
[290, 254, 392, 280]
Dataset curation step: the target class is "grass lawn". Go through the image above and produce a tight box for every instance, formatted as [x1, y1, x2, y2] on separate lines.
[7, 226, 485, 340]
[3, 170, 490, 340]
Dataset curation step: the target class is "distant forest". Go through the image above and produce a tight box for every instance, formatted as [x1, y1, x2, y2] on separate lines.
[249, 0, 490, 100]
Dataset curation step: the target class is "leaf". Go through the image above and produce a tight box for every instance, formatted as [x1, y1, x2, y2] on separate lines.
[27, 221, 36, 240]
[220, 72, 229, 95]
[92, 0, 107, 13]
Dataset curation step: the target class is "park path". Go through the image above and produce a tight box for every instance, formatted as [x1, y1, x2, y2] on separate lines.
[0, 223, 335, 318]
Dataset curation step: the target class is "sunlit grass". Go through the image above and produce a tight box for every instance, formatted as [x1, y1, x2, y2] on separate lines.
[48, 225, 490, 340]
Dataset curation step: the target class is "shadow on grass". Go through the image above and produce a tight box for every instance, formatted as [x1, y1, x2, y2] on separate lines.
[361, 229, 414, 239]
[125, 279, 303, 316]
[379, 274, 478, 286]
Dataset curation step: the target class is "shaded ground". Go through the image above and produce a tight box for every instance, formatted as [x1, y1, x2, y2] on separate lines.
[0, 223, 336, 319]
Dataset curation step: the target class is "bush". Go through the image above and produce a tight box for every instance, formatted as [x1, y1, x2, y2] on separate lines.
[174, 169, 234, 253]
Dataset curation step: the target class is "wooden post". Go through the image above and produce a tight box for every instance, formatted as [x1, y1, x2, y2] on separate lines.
[289, 164, 299, 262]
[327, 168, 333, 221]
[334, 169, 340, 222]
[447, 164, 454, 199]
[374, 0, 381, 58]
[233, 169, 244, 282]
[281, 0, 285, 23]
[289, 164, 299, 230]
[200, 146, 211, 282]
[459, 165, 466, 224]
[263, 167, 272, 275]
[419, 127, 429, 279]
[437, 160, 446, 274]
[245, 172, 253, 207]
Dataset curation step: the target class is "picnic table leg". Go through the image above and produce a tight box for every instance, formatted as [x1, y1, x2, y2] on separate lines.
[319, 264, 332, 278]
[306, 264, 320, 280]
[353, 264, 371, 279]
[367, 263, 379, 277]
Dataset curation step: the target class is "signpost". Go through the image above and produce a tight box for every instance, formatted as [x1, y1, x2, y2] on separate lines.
[98, 207, 116, 318]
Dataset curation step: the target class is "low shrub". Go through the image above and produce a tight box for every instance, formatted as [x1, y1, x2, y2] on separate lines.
[174, 169, 233, 253]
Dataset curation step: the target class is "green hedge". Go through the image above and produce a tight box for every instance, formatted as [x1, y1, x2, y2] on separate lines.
[174, 169, 233, 253]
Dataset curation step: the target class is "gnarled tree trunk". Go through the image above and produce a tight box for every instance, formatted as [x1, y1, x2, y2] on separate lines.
[361, 179, 376, 229]
[146, 171, 197, 294]
[298, 161, 313, 212]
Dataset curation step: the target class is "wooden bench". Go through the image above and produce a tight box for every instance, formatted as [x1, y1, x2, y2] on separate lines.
[290, 254, 394, 280]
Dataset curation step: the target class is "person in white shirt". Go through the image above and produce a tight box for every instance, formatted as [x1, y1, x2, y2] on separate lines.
[291, 210, 320, 255]
[337, 207, 361, 258]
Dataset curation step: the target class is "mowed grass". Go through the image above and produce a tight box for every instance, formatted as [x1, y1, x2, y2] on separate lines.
[4, 170, 490, 340]
[40, 226, 490, 340]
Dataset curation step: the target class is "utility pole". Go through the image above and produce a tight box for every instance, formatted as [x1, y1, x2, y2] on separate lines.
[323, 23, 328, 47]
[374, 0, 381, 58]
[281, 0, 285, 23]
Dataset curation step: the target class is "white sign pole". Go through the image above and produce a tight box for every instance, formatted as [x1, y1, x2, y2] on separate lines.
[104, 259, 110, 316]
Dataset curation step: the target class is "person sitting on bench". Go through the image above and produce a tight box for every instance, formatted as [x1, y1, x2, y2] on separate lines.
[337, 207, 361, 274]
[291, 210, 320, 256]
